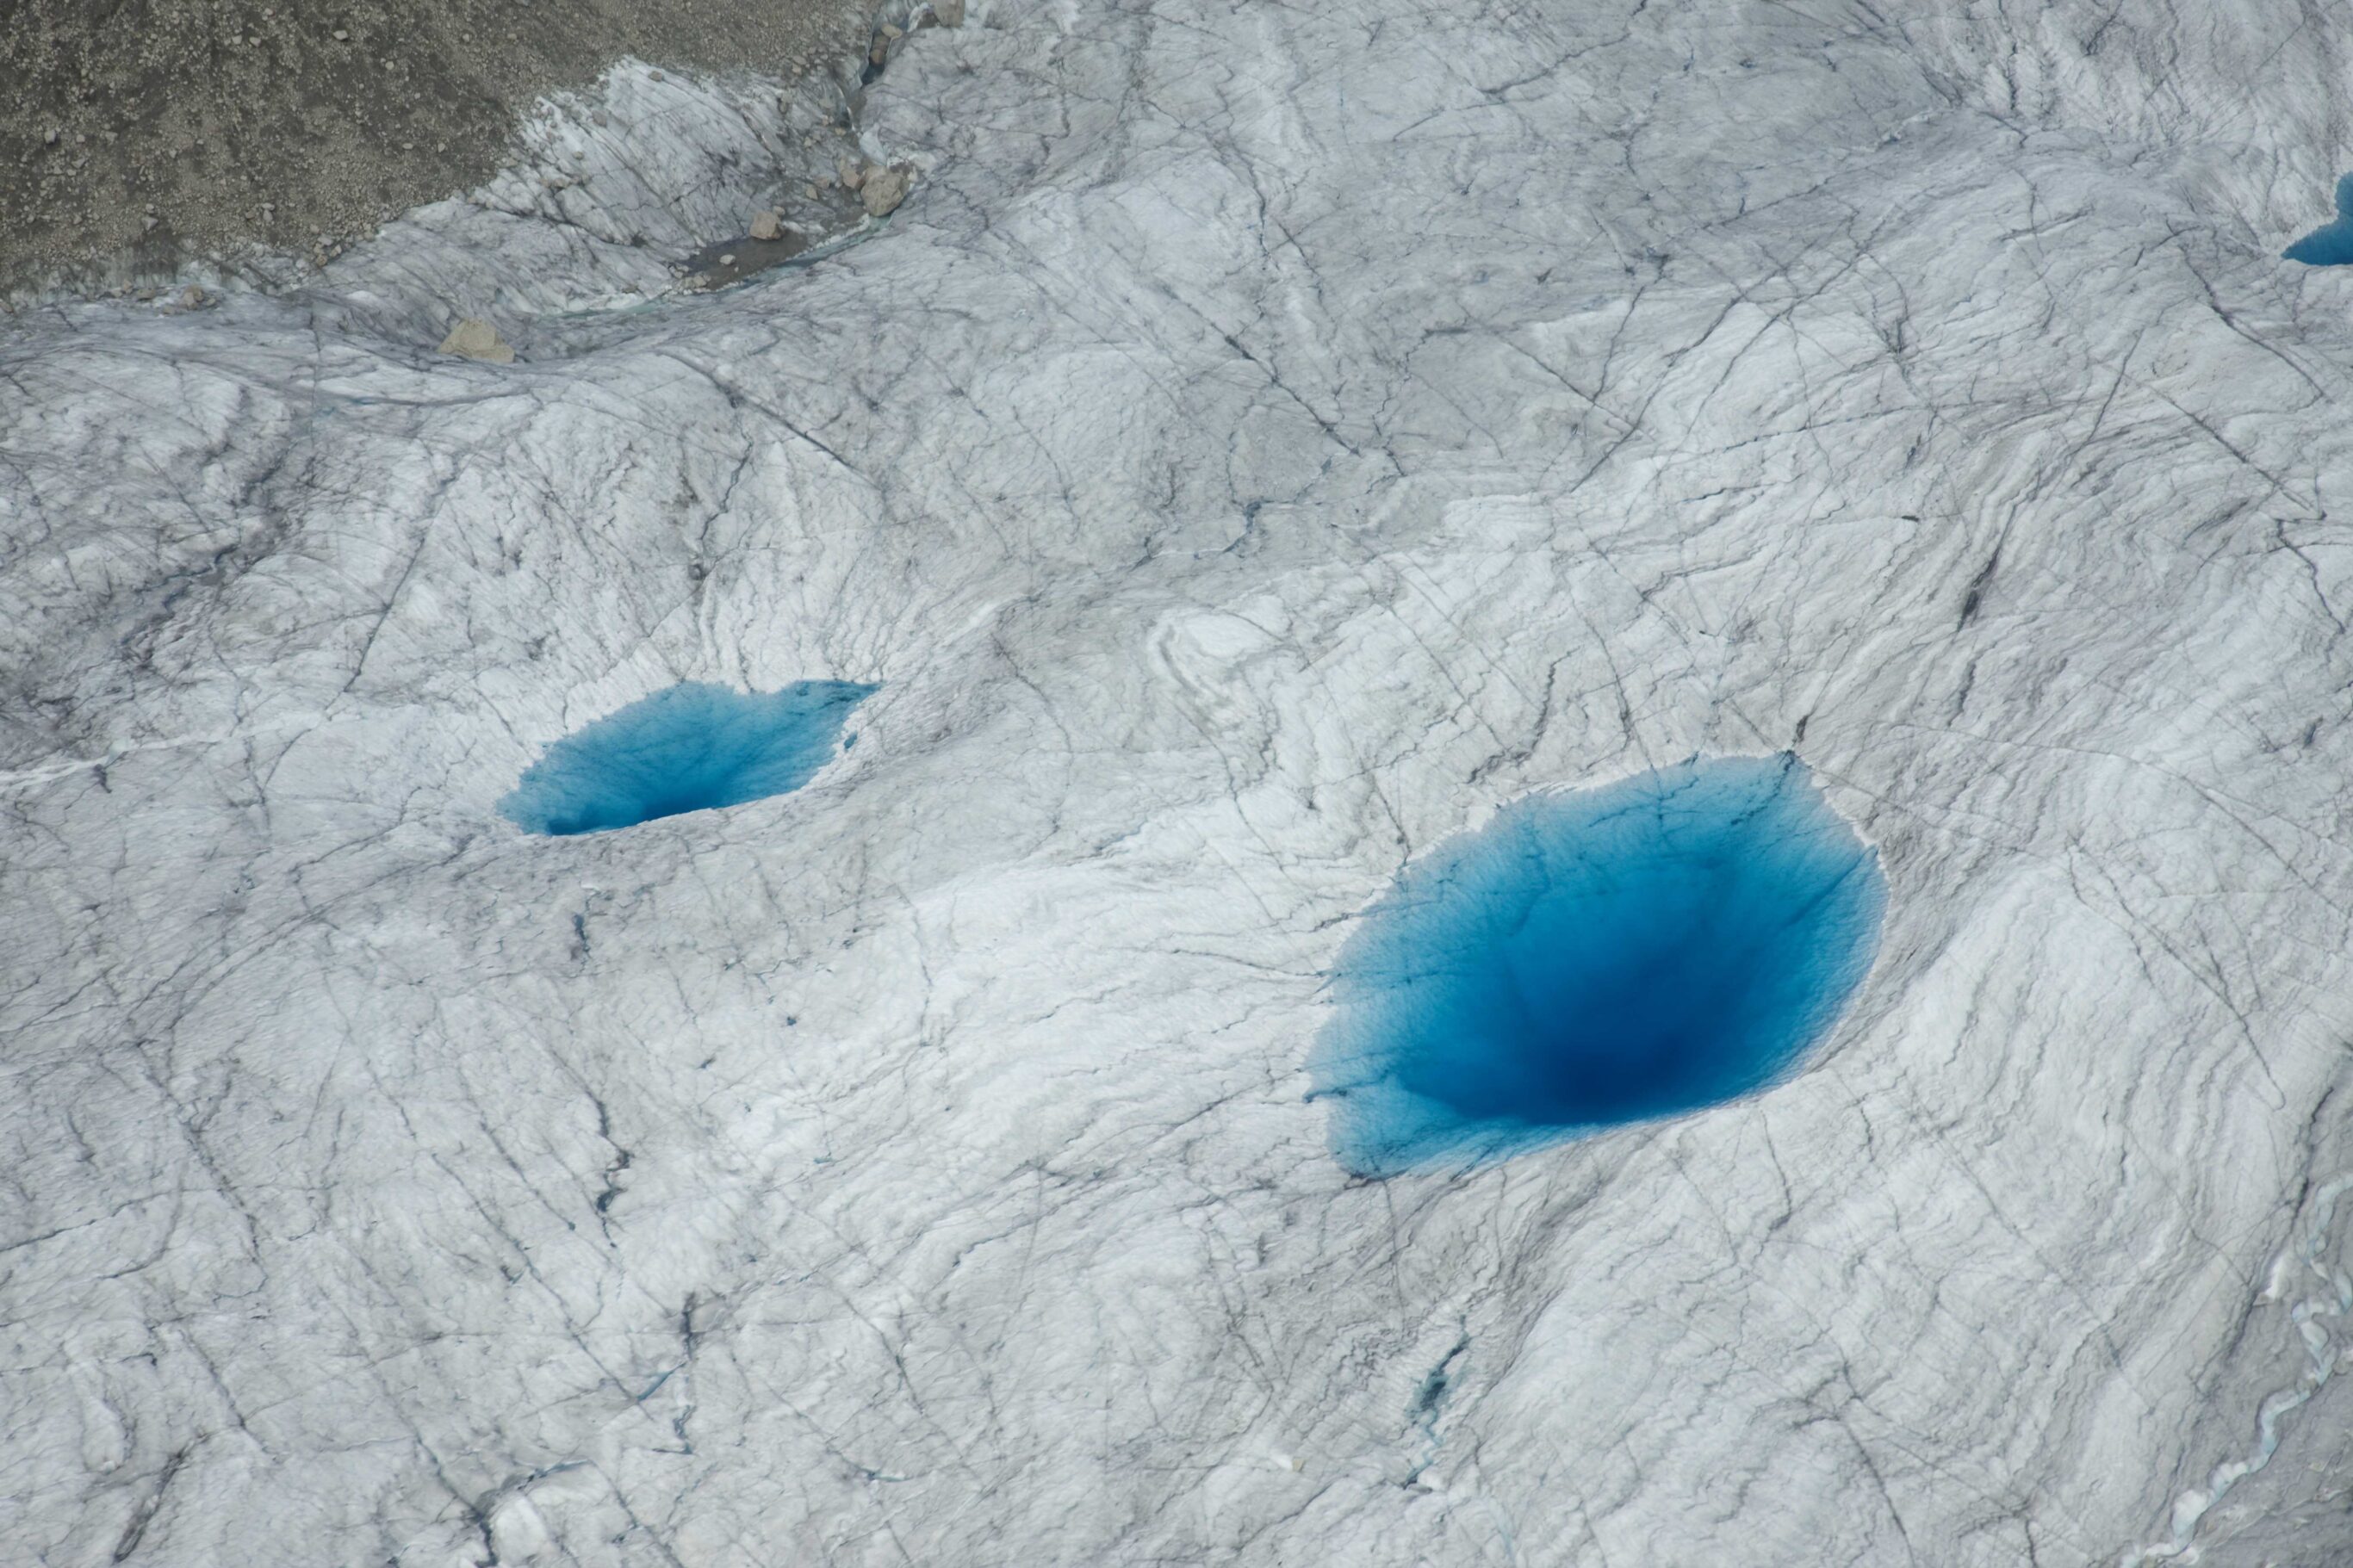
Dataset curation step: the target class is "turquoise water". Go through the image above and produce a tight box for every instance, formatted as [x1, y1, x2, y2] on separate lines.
[500, 680, 876, 835]
[1308, 755, 1885, 1176]
[2285, 175, 2353, 266]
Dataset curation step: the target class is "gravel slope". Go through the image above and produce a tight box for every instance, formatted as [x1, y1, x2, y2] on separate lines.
[0, 0, 872, 298]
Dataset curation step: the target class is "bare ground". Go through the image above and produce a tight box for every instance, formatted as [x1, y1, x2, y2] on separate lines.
[0, 0, 873, 299]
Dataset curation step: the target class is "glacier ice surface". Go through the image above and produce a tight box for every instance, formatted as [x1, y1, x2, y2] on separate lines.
[6, 3, 2353, 1565]
[1311, 755, 1884, 1176]
[500, 680, 875, 835]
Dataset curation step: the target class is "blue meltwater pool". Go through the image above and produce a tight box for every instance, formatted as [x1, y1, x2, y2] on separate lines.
[1308, 754, 1886, 1175]
[2285, 174, 2353, 266]
[500, 680, 876, 836]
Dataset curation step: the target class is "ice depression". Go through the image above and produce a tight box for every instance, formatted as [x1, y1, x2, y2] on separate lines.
[4, 3, 2353, 1567]
[1312, 756, 1885, 1175]
[500, 680, 874, 836]
[2285, 172, 2353, 266]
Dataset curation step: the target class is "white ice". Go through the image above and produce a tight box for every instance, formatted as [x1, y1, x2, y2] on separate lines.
[5, 2, 2353, 1564]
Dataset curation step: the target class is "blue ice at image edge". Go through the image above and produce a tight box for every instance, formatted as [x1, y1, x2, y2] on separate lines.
[500, 680, 877, 836]
[1308, 754, 1887, 1176]
[2284, 174, 2353, 266]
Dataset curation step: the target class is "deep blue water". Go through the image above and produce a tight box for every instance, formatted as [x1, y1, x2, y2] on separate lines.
[2284, 174, 2353, 266]
[1308, 755, 1886, 1176]
[500, 680, 876, 835]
